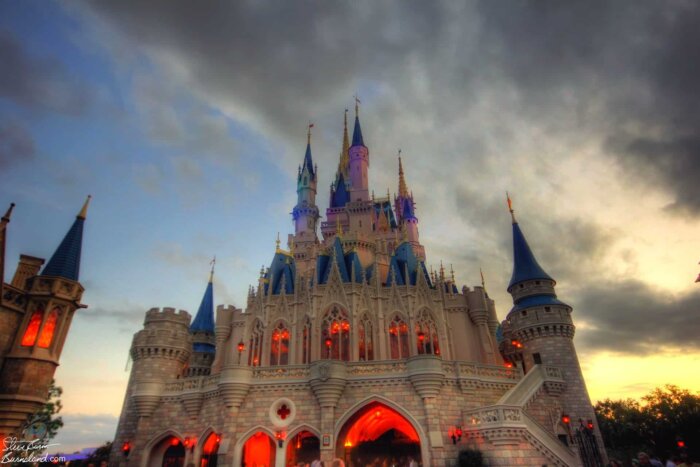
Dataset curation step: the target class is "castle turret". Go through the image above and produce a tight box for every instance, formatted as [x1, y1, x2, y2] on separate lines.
[293, 125, 319, 242]
[394, 153, 423, 260]
[0, 197, 90, 437]
[501, 194, 607, 463]
[187, 264, 216, 376]
[348, 100, 369, 201]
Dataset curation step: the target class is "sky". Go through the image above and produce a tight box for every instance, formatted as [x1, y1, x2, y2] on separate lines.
[1, 0, 699, 454]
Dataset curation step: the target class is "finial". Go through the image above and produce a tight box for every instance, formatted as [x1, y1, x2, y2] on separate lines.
[354, 95, 361, 116]
[276, 232, 281, 251]
[450, 264, 455, 282]
[344, 108, 348, 129]
[209, 256, 216, 282]
[336, 216, 343, 236]
[439, 261, 445, 280]
[307, 122, 314, 145]
[77, 195, 92, 220]
[480, 267, 485, 288]
[2, 202, 15, 222]
[506, 191, 516, 224]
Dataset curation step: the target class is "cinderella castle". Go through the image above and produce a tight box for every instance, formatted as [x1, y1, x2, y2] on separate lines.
[108, 106, 608, 467]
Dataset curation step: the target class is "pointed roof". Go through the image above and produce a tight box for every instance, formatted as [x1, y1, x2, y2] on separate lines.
[331, 173, 350, 208]
[351, 115, 365, 147]
[338, 109, 350, 177]
[191, 280, 215, 333]
[508, 221, 553, 289]
[398, 155, 408, 197]
[302, 142, 315, 179]
[42, 196, 90, 281]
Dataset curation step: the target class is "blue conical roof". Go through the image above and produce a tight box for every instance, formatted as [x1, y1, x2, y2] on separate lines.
[42, 217, 85, 281]
[352, 115, 365, 147]
[191, 280, 214, 333]
[302, 143, 315, 178]
[508, 222, 553, 289]
[331, 173, 350, 208]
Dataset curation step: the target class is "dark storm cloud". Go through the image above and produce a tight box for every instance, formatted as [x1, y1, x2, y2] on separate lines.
[572, 280, 700, 355]
[476, 0, 700, 214]
[0, 119, 35, 167]
[0, 30, 91, 115]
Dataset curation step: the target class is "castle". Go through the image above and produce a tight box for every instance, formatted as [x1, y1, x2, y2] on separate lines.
[0, 197, 90, 439]
[109, 107, 607, 467]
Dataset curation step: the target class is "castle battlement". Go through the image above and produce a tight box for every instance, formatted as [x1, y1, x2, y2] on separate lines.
[144, 307, 192, 327]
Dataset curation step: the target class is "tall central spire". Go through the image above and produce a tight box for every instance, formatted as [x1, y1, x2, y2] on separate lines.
[352, 96, 365, 147]
[338, 109, 350, 179]
[398, 150, 408, 197]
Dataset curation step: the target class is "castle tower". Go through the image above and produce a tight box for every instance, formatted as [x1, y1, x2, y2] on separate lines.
[110, 307, 192, 466]
[501, 195, 607, 463]
[293, 125, 319, 242]
[187, 264, 216, 376]
[0, 197, 90, 437]
[347, 101, 369, 202]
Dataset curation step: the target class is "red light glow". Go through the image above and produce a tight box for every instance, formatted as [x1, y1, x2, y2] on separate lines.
[37, 308, 58, 348]
[677, 441, 685, 448]
[342, 403, 419, 447]
[21, 310, 43, 347]
[121, 442, 130, 452]
[562, 415, 570, 425]
[242, 432, 275, 466]
[170, 437, 180, 446]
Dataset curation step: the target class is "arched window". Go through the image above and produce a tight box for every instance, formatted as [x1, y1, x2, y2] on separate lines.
[321, 306, 350, 361]
[358, 314, 374, 361]
[21, 308, 44, 347]
[200, 433, 220, 467]
[270, 321, 290, 366]
[248, 320, 264, 367]
[388, 314, 410, 359]
[416, 311, 440, 356]
[37, 308, 59, 348]
[302, 317, 312, 364]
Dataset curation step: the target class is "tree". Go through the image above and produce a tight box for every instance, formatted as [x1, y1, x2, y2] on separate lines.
[595, 385, 700, 462]
[25, 379, 64, 441]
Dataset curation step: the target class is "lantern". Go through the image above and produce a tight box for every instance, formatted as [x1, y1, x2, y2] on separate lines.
[121, 441, 131, 458]
[561, 415, 570, 425]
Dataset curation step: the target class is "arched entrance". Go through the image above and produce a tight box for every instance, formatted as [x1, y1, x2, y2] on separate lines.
[162, 438, 185, 467]
[285, 430, 320, 466]
[336, 402, 421, 466]
[241, 431, 276, 467]
[200, 433, 220, 467]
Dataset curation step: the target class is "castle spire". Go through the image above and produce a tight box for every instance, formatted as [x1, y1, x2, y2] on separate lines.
[507, 197, 553, 290]
[352, 96, 365, 147]
[302, 123, 315, 179]
[398, 150, 409, 197]
[42, 196, 91, 281]
[191, 264, 215, 334]
[506, 191, 516, 224]
[339, 109, 350, 177]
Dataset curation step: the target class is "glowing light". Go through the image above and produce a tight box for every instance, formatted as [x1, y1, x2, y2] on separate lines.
[237, 341, 245, 353]
[342, 403, 419, 447]
[562, 415, 570, 425]
[504, 362, 513, 368]
[325, 337, 332, 348]
[344, 440, 353, 447]
[170, 437, 180, 446]
[677, 440, 685, 448]
[21, 310, 43, 347]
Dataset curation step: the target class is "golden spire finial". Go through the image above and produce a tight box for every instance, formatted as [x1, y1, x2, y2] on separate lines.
[209, 256, 216, 282]
[439, 261, 445, 280]
[2, 202, 15, 223]
[339, 109, 350, 176]
[398, 149, 409, 197]
[480, 267, 485, 288]
[506, 191, 516, 224]
[336, 216, 343, 236]
[450, 264, 455, 282]
[276, 232, 281, 251]
[307, 122, 314, 145]
[77, 195, 92, 220]
[354, 95, 361, 116]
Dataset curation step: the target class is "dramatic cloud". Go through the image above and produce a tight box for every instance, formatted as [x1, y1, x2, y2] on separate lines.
[0, 119, 35, 167]
[573, 280, 700, 355]
[0, 30, 91, 115]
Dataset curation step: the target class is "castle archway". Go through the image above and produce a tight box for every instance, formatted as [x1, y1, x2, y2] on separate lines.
[335, 401, 422, 466]
[285, 429, 320, 466]
[143, 432, 187, 467]
[241, 431, 276, 467]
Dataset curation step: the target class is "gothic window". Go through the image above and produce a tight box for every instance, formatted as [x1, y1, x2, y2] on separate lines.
[37, 307, 59, 348]
[21, 308, 43, 347]
[358, 314, 374, 361]
[321, 306, 350, 361]
[416, 311, 440, 356]
[270, 321, 290, 366]
[388, 314, 410, 359]
[302, 317, 312, 364]
[248, 320, 264, 367]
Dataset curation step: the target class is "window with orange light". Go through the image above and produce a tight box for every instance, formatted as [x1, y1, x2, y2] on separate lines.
[389, 314, 410, 359]
[358, 314, 374, 361]
[200, 433, 220, 467]
[21, 309, 44, 347]
[321, 306, 350, 361]
[270, 321, 290, 366]
[416, 311, 440, 356]
[37, 308, 59, 348]
[248, 319, 264, 367]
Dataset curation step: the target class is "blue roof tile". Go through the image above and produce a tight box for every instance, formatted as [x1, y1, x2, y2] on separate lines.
[508, 222, 553, 289]
[42, 216, 85, 281]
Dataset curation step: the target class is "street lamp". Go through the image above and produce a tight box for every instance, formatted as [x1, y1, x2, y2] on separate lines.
[237, 340, 245, 364]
